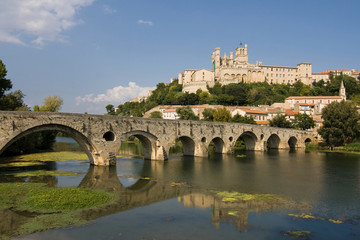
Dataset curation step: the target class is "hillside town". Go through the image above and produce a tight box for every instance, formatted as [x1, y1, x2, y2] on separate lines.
[143, 80, 347, 128]
[130, 44, 358, 128]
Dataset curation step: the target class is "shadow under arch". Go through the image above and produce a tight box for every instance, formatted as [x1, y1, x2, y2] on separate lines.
[209, 137, 225, 154]
[122, 131, 158, 160]
[267, 134, 280, 149]
[288, 136, 298, 149]
[236, 131, 258, 150]
[0, 124, 96, 164]
[178, 136, 195, 156]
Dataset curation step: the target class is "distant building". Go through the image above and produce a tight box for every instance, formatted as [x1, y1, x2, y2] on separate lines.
[312, 69, 359, 83]
[178, 44, 312, 93]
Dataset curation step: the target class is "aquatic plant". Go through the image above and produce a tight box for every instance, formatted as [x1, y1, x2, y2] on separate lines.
[215, 191, 285, 202]
[11, 170, 82, 177]
[282, 230, 311, 239]
[25, 188, 112, 211]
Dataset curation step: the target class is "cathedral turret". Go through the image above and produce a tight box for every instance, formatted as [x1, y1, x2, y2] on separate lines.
[235, 43, 248, 63]
[340, 80, 346, 101]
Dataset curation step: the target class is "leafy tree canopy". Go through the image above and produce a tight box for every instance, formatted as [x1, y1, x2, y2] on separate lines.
[269, 114, 294, 128]
[292, 113, 315, 130]
[318, 101, 360, 146]
[0, 60, 12, 98]
[231, 114, 256, 124]
[39, 95, 63, 112]
[213, 107, 232, 122]
[150, 111, 162, 119]
[176, 106, 199, 120]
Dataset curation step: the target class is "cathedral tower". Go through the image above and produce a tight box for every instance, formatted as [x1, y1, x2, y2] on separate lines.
[340, 80, 346, 101]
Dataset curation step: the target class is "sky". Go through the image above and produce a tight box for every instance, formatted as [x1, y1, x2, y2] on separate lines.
[0, 0, 359, 114]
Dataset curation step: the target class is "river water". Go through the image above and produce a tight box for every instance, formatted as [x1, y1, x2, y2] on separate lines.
[1, 137, 360, 239]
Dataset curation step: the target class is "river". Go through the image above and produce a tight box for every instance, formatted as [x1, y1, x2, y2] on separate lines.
[1, 137, 360, 239]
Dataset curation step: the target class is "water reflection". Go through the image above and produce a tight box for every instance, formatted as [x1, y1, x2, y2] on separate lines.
[1, 141, 360, 239]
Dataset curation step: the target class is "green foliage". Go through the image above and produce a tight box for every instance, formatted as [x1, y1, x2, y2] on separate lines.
[213, 107, 231, 122]
[319, 101, 360, 146]
[292, 113, 315, 130]
[269, 114, 294, 128]
[105, 104, 115, 114]
[25, 188, 111, 211]
[0, 59, 12, 98]
[149, 111, 162, 118]
[231, 114, 256, 124]
[39, 95, 63, 112]
[3, 130, 58, 156]
[0, 90, 27, 110]
[202, 108, 215, 121]
[176, 106, 199, 120]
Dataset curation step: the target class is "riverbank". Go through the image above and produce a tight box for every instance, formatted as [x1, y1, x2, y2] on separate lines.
[306, 142, 360, 155]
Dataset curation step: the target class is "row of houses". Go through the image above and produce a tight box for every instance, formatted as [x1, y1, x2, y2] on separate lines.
[144, 81, 347, 129]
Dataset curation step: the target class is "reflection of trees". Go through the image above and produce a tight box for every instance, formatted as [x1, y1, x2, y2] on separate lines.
[179, 192, 309, 231]
[0, 161, 57, 186]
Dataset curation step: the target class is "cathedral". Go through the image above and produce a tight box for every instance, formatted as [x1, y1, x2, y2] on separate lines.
[177, 44, 312, 93]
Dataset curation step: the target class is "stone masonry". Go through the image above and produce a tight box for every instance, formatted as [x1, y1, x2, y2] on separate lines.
[0, 111, 317, 166]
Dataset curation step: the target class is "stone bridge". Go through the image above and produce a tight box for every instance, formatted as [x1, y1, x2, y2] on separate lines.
[0, 111, 317, 165]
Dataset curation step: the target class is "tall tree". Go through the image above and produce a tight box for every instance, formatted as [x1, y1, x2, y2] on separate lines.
[213, 107, 232, 122]
[39, 95, 63, 112]
[0, 60, 12, 98]
[319, 101, 360, 146]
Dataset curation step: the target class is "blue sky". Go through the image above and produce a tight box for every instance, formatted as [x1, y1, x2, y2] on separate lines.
[1, 0, 359, 114]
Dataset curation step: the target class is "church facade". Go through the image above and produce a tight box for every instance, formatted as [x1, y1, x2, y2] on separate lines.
[178, 44, 312, 93]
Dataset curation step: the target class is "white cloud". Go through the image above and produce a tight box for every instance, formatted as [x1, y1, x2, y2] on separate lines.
[103, 5, 117, 14]
[0, 0, 94, 46]
[137, 19, 153, 26]
[75, 82, 154, 113]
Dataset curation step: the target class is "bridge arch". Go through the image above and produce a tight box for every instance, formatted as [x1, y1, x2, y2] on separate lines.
[288, 136, 298, 149]
[209, 137, 225, 154]
[122, 131, 160, 160]
[0, 123, 97, 165]
[178, 136, 195, 156]
[236, 131, 258, 150]
[267, 134, 281, 149]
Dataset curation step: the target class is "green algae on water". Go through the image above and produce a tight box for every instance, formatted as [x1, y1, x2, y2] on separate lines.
[282, 230, 311, 239]
[215, 191, 285, 202]
[1, 151, 88, 163]
[11, 170, 82, 177]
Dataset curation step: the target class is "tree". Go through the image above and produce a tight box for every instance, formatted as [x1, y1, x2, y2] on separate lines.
[269, 114, 294, 128]
[0, 60, 12, 98]
[176, 106, 199, 120]
[318, 101, 360, 146]
[39, 95, 63, 112]
[231, 114, 256, 124]
[150, 111, 162, 119]
[213, 107, 231, 122]
[106, 104, 115, 115]
[202, 108, 215, 121]
[292, 113, 315, 130]
[0, 90, 27, 111]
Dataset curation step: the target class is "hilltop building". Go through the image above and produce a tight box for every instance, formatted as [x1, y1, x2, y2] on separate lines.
[312, 69, 359, 83]
[178, 44, 312, 93]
